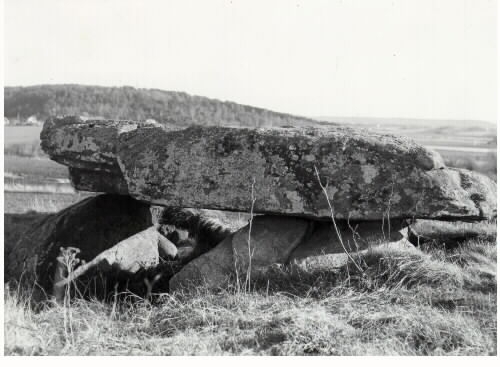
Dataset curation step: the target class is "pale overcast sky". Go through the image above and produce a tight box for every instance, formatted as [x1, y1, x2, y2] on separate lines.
[4, 0, 497, 122]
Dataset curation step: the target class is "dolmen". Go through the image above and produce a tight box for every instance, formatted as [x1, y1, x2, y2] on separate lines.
[41, 116, 494, 221]
[7, 114, 496, 298]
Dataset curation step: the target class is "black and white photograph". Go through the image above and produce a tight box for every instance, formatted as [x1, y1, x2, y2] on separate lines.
[1, 0, 498, 357]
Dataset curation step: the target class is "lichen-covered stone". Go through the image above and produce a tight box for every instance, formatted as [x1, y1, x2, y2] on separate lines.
[41, 116, 497, 221]
[406, 219, 497, 248]
[169, 216, 311, 291]
[6, 194, 153, 293]
[54, 226, 178, 289]
[291, 238, 416, 272]
[169, 234, 235, 291]
[288, 219, 408, 266]
[232, 216, 311, 274]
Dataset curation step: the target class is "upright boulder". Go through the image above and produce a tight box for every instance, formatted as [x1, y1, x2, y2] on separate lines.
[52, 226, 178, 301]
[232, 216, 311, 274]
[6, 194, 153, 293]
[169, 216, 311, 291]
[41, 117, 496, 221]
[168, 234, 235, 291]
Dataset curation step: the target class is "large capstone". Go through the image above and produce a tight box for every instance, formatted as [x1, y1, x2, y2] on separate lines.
[41, 116, 496, 221]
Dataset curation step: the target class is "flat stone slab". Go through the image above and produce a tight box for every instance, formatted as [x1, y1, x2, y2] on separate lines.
[288, 219, 408, 264]
[169, 216, 311, 291]
[54, 226, 177, 287]
[407, 219, 497, 248]
[41, 116, 496, 221]
[289, 238, 416, 272]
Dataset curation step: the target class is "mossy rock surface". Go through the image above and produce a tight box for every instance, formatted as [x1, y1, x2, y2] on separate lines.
[41, 116, 496, 221]
[6, 194, 153, 293]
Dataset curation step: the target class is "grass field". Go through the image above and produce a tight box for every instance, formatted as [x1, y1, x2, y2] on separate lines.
[4, 126, 45, 157]
[3, 126, 43, 144]
[4, 155, 74, 193]
[438, 150, 496, 180]
[4, 232, 496, 356]
[4, 156, 69, 181]
[3, 192, 90, 214]
[334, 118, 496, 149]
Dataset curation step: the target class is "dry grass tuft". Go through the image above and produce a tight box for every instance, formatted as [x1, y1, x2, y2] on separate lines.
[4, 229, 497, 356]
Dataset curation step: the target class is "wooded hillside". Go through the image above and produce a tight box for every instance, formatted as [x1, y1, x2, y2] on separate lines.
[4, 85, 329, 127]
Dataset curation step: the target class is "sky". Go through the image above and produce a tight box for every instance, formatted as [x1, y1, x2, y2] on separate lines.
[3, 0, 498, 122]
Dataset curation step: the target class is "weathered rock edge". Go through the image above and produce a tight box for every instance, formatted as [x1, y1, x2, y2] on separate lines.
[41, 116, 497, 221]
[5, 194, 153, 293]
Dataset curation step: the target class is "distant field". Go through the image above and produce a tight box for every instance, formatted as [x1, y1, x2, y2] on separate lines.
[437, 150, 496, 180]
[329, 117, 496, 149]
[4, 155, 69, 180]
[4, 125, 43, 145]
[428, 146, 496, 153]
[4, 192, 92, 214]
[4, 126, 45, 157]
[338, 119, 496, 150]
[4, 155, 73, 193]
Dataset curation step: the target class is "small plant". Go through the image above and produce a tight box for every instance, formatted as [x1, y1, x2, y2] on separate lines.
[234, 177, 257, 294]
[54, 246, 83, 346]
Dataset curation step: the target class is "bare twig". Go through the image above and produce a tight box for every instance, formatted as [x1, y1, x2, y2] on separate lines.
[381, 177, 395, 239]
[233, 177, 257, 294]
[347, 214, 366, 267]
[314, 166, 364, 274]
[110, 283, 119, 320]
[245, 177, 257, 293]
[233, 247, 242, 293]
[232, 177, 258, 294]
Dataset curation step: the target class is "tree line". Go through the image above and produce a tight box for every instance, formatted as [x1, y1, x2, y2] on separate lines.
[4, 85, 327, 128]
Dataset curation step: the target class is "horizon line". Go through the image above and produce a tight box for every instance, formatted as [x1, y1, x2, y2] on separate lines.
[4, 83, 497, 125]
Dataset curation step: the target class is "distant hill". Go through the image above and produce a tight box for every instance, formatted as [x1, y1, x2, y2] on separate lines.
[5, 85, 496, 150]
[4, 85, 331, 128]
